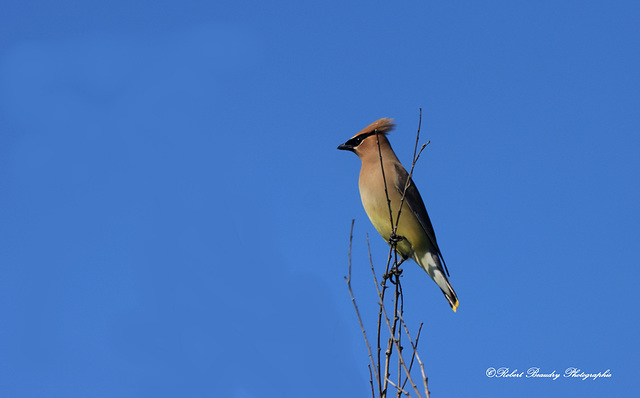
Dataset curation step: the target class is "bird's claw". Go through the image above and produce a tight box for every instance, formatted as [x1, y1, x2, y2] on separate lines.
[389, 232, 405, 245]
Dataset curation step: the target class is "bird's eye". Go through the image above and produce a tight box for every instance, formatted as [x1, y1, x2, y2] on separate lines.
[345, 137, 362, 147]
[346, 131, 378, 148]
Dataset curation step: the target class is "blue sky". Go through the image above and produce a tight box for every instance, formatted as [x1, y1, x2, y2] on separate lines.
[1, 1, 638, 397]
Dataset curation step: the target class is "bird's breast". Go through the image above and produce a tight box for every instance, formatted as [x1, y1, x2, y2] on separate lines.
[358, 177, 425, 260]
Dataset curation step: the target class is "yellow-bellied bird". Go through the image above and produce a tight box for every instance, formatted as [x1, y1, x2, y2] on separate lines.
[338, 118, 459, 311]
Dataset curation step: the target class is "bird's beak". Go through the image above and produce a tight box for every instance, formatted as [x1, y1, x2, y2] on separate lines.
[337, 143, 354, 151]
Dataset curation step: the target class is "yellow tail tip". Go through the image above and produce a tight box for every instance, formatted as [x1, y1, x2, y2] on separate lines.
[452, 300, 459, 312]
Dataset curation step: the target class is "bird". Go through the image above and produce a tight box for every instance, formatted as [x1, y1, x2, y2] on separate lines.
[338, 118, 459, 311]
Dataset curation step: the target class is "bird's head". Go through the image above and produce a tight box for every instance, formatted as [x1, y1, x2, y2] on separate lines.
[337, 118, 396, 157]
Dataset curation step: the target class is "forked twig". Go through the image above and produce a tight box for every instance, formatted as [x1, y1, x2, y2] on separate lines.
[386, 378, 411, 397]
[399, 316, 430, 397]
[395, 109, 430, 233]
[401, 324, 424, 392]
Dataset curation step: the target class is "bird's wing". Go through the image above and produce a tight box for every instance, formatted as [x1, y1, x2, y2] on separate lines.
[394, 163, 450, 276]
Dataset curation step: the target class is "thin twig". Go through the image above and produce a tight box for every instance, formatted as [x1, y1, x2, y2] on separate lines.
[395, 108, 430, 234]
[396, 282, 402, 398]
[396, 267, 405, 398]
[369, 365, 376, 398]
[368, 235, 384, 397]
[399, 316, 430, 398]
[383, 337, 393, 397]
[401, 324, 424, 392]
[386, 378, 411, 397]
[346, 220, 379, 389]
[379, 247, 396, 398]
[416, 349, 429, 397]
[375, 130, 395, 234]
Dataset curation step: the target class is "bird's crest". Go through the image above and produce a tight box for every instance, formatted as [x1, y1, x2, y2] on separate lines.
[351, 118, 395, 139]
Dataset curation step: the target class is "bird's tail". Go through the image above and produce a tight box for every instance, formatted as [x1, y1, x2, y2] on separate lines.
[435, 271, 459, 312]
[417, 252, 459, 312]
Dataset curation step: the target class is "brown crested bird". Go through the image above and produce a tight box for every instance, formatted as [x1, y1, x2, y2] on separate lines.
[338, 118, 458, 311]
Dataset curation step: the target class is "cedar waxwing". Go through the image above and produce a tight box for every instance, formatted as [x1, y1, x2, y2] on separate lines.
[338, 118, 459, 312]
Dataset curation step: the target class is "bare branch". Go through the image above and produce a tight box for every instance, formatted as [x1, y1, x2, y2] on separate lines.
[345, 220, 379, 389]
[416, 350, 429, 397]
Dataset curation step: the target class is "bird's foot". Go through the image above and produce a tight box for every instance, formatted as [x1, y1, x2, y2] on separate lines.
[389, 232, 405, 245]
